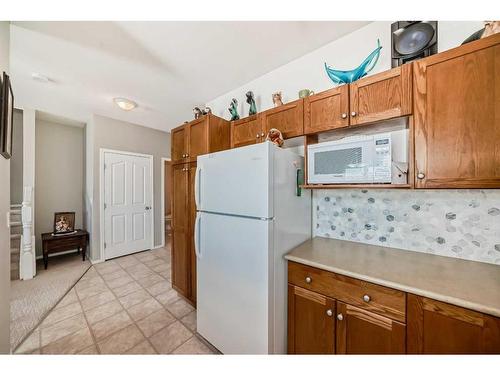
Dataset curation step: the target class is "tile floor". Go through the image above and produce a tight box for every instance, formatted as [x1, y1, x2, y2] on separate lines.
[14, 245, 216, 355]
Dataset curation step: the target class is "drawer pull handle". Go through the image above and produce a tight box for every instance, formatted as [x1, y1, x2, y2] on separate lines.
[305, 276, 312, 284]
[337, 313, 343, 321]
[326, 309, 333, 317]
[363, 294, 371, 303]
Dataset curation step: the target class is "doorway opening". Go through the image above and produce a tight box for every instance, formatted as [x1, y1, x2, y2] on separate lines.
[161, 158, 172, 249]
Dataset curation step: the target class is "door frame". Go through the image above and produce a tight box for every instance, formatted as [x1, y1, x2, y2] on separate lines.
[99, 148, 155, 261]
[160, 157, 171, 248]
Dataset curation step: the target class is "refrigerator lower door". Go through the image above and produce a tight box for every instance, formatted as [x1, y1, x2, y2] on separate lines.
[196, 211, 272, 354]
[196, 142, 273, 219]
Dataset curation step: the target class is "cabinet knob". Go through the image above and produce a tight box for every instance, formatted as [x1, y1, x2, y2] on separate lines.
[337, 313, 344, 321]
[341, 113, 347, 119]
[185, 154, 189, 158]
[326, 309, 333, 317]
[417, 172, 425, 179]
[261, 132, 265, 137]
[305, 276, 312, 284]
[256, 134, 260, 138]
[181, 154, 185, 158]
[363, 294, 371, 303]
[351, 111, 357, 117]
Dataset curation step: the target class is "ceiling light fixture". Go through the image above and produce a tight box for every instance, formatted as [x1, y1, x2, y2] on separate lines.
[31, 72, 51, 83]
[113, 97, 138, 111]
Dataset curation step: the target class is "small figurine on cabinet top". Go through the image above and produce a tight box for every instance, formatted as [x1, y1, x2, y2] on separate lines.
[193, 106, 212, 119]
[272, 92, 283, 107]
[246, 91, 257, 116]
[266, 128, 284, 147]
[463, 21, 500, 44]
[193, 107, 203, 119]
[228, 98, 240, 121]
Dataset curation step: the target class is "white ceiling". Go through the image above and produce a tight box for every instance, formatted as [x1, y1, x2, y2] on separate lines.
[10, 21, 370, 132]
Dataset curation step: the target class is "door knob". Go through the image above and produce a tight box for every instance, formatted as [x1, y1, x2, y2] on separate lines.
[305, 276, 312, 284]
[417, 172, 425, 179]
[351, 111, 357, 117]
[341, 113, 347, 119]
[363, 294, 371, 303]
[337, 313, 344, 321]
[326, 309, 333, 317]
[145, 206, 151, 210]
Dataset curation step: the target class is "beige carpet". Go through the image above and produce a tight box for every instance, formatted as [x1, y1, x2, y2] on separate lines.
[10, 253, 91, 351]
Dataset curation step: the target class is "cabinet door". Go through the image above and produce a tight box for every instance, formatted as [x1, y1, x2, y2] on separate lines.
[407, 294, 500, 354]
[261, 99, 304, 139]
[187, 162, 197, 305]
[171, 164, 190, 296]
[172, 125, 188, 163]
[188, 117, 208, 162]
[413, 36, 500, 188]
[304, 85, 349, 134]
[231, 115, 262, 148]
[349, 64, 412, 126]
[336, 302, 406, 354]
[288, 285, 335, 354]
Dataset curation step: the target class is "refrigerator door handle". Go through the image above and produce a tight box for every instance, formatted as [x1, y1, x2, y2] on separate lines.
[194, 213, 202, 259]
[195, 166, 201, 209]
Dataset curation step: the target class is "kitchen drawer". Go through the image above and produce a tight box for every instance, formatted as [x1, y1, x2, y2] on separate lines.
[288, 261, 406, 322]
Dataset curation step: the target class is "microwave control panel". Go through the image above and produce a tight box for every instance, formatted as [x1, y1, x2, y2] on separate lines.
[373, 136, 392, 182]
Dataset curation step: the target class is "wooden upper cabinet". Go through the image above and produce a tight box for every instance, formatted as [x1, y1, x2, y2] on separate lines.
[413, 34, 500, 188]
[260, 99, 304, 139]
[288, 285, 335, 354]
[407, 294, 500, 354]
[171, 125, 187, 163]
[349, 64, 412, 126]
[304, 85, 349, 134]
[172, 114, 231, 164]
[187, 118, 208, 162]
[336, 302, 406, 354]
[171, 163, 190, 296]
[231, 115, 263, 148]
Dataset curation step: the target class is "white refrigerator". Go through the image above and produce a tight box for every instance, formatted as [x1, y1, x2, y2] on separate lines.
[194, 141, 311, 354]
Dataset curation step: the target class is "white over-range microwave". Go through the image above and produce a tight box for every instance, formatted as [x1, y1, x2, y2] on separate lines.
[307, 129, 409, 184]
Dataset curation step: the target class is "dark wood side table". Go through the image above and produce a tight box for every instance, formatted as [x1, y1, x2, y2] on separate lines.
[41, 230, 89, 269]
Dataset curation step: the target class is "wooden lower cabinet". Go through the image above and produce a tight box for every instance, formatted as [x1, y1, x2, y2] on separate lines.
[171, 162, 197, 305]
[288, 262, 500, 354]
[336, 302, 406, 354]
[407, 294, 500, 354]
[288, 285, 335, 354]
[171, 164, 190, 297]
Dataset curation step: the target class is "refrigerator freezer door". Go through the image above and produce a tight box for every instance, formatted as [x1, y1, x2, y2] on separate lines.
[196, 211, 272, 354]
[196, 142, 273, 218]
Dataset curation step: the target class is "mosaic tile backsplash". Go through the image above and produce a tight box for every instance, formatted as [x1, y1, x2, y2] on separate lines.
[313, 189, 500, 265]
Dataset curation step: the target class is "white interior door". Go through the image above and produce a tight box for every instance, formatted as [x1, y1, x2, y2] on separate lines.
[103, 151, 153, 259]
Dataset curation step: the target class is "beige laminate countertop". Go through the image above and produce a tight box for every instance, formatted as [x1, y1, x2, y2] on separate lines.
[285, 237, 500, 318]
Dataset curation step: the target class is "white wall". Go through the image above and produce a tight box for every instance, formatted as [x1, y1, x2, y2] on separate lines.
[10, 109, 23, 204]
[35, 120, 84, 256]
[87, 114, 170, 261]
[207, 21, 484, 118]
[0, 20, 10, 354]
